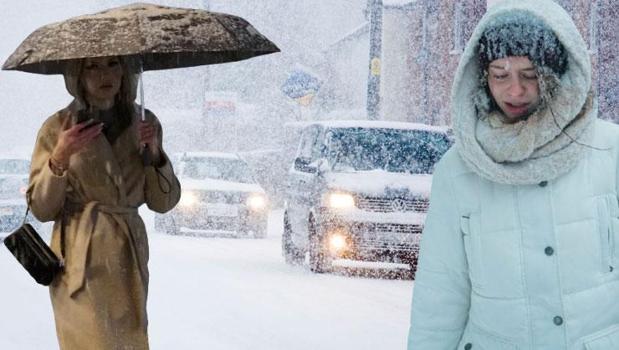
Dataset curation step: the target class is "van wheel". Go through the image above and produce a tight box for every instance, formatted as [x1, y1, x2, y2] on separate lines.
[165, 216, 180, 236]
[409, 255, 419, 280]
[253, 222, 268, 239]
[282, 214, 304, 265]
[309, 223, 331, 273]
[154, 215, 165, 233]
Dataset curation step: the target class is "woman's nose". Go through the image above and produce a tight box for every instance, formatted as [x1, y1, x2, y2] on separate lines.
[507, 78, 526, 97]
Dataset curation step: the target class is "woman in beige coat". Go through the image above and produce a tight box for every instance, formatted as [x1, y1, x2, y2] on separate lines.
[28, 55, 181, 350]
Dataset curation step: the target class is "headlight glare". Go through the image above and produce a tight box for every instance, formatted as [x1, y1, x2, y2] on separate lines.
[247, 194, 267, 211]
[179, 191, 199, 207]
[326, 192, 355, 209]
[329, 234, 347, 252]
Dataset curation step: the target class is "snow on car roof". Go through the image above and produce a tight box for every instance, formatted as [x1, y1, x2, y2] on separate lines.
[178, 151, 241, 160]
[383, 0, 418, 7]
[285, 120, 449, 133]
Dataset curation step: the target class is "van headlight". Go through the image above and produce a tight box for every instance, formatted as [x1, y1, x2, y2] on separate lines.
[247, 193, 267, 211]
[179, 191, 199, 208]
[325, 192, 355, 209]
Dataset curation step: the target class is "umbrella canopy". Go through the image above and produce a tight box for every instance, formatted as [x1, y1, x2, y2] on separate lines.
[2, 2, 280, 74]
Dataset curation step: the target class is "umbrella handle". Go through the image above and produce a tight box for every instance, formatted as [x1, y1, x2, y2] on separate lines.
[138, 60, 151, 166]
[142, 145, 151, 166]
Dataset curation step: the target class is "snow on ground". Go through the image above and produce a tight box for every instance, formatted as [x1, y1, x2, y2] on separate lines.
[0, 209, 413, 350]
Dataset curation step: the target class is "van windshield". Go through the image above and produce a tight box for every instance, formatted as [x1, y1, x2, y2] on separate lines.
[326, 128, 451, 174]
[182, 157, 255, 183]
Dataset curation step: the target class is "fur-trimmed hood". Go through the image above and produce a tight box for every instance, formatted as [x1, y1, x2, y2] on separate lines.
[452, 0, 596, 185]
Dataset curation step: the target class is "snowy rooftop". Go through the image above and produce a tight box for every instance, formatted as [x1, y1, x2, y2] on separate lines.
[286, 120, 450, 133]
[327, 22, 369, 49]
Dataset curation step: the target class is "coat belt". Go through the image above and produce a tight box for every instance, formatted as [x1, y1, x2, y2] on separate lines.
[64, 201, 140, 297]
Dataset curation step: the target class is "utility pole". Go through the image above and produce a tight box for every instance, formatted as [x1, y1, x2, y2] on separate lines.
[203, 0, 211, 93]
[366, 0, 383, 120]
[201, 0, 212, 150]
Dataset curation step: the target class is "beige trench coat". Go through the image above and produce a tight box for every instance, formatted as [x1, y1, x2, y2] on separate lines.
[29, 102, 181, 350]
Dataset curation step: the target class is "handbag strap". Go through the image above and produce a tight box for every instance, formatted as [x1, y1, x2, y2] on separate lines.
[21, 205, 29, 226]
[23, 193, 65, 261]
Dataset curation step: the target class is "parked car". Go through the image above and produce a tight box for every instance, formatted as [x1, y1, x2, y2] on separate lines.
[155, 152, 269, 238]
[282, 120, 452, 276]
[0, 158, 38, 236]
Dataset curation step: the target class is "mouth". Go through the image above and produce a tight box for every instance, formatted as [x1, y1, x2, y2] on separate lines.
[504, 102, 530, 116]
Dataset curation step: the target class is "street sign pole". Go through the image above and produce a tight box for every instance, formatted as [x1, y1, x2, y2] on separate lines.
[366, 0, 383, 120]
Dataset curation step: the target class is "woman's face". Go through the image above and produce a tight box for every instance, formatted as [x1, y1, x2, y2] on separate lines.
[80, 56, 123, 107]
[487, 56, 541, 122]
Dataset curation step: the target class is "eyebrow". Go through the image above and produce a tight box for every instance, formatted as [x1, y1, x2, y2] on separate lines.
[489, 64, 535, 71]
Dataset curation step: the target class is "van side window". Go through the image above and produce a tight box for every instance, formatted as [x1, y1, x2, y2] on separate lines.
[297, 126, 321, 160]
[310, 128, 324, 161]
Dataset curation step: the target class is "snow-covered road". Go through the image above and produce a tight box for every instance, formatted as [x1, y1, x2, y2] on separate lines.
[0, 210, 413, 350]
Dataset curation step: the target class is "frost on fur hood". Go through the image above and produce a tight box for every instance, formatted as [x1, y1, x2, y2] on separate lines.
[451, 0, 596, 185]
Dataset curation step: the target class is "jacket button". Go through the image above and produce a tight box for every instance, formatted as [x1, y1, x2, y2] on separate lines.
[545, 246, 554, 256]
[539, 181, 548, 187]
[464, 343, 472, 350]
[554, 316, 564, 325]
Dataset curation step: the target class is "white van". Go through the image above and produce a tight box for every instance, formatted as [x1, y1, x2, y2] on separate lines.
[282, 120, 452, 276]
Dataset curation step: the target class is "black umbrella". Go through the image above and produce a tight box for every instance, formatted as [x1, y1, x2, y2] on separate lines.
[2, 2, 279, 74]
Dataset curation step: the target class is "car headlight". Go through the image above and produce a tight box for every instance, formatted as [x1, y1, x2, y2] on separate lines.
[328, 232, 348, 253]
[179, 191, 199, 208]
[325, 192, 355, 209]
[246, 193, 267, 211]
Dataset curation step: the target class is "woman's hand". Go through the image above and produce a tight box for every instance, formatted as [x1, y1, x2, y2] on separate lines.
[138, 121, 161, 164]
[52, 119, 103, 167]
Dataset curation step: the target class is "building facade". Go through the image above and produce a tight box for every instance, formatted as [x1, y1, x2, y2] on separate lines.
[381, 0, 486, 125]
[320, 0, 618, 125]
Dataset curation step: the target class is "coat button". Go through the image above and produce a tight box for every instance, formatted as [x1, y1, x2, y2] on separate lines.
[464, 343, 472, 350]
[554, 316, 564, 325]
[539, 180, 548, 187]
[545, 246, 554, 256]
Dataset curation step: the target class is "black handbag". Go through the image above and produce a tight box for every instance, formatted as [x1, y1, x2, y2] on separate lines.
[3, 206, 64, 286]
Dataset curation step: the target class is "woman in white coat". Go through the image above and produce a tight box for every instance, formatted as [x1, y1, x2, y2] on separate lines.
[408, 0, 619, 349]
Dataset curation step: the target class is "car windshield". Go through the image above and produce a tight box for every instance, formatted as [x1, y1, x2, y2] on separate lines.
[0, 159, 30, 175]
[326, 128, 451, 174]
[182, 157, 255, 183]
[0, 176, 28, 200]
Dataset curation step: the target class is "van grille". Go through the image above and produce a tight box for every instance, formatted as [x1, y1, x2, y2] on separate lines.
[195, 191, 243, 204]
[355, 196, 429, 213]
[353, 223, 423, 252]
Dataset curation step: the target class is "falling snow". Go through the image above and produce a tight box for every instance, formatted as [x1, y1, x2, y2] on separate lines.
[0, 0, 617, 349]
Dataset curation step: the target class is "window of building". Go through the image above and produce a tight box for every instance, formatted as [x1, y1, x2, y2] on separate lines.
[451, 0, 465, 54]
[588, 1, 598, 53]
